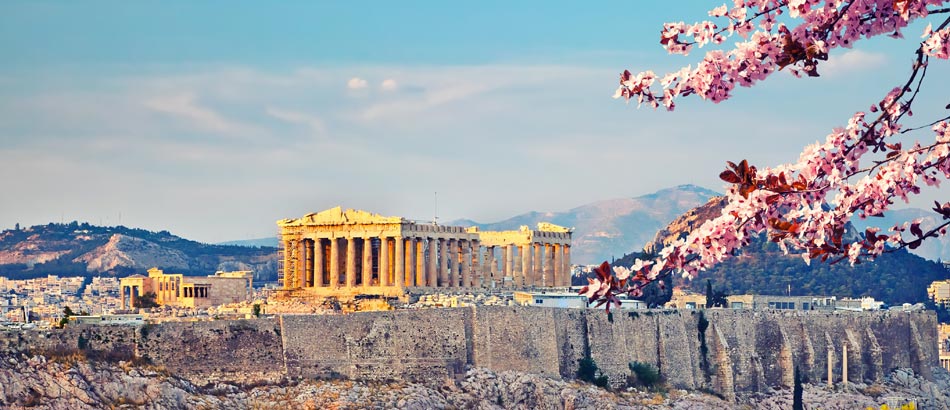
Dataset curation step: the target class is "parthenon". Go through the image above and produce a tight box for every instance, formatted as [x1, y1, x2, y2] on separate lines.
[276, 207, 572, 298]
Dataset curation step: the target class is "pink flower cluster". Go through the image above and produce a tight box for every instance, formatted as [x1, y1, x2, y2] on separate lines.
[597, 1, 950, 303]
[614, 0, 947, 109]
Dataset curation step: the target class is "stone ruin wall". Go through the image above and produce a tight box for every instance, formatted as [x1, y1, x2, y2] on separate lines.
[0, 307, 937, 399]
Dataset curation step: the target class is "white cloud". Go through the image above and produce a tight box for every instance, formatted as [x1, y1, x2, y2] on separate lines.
[143, 92, 252, 135]
[380, 78, 398, 91]
[266, 107, 327, 135]
[821, 50, 887, 77]
[347, 77, 368, 89]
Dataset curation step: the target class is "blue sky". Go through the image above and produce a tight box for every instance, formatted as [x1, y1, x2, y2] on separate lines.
[1, 1, 948, 243]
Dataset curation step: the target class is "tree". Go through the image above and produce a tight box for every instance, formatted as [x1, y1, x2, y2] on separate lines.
[58, 305, 75, 328]
[583, 1, 950, 309]
[133, 292, 160, 309]
[793, 366, 804, 410]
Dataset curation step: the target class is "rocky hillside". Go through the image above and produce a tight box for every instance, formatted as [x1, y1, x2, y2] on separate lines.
[2, 351, 947, 409]
[452, 184, 719, 264]
[0, 222, 277, 281]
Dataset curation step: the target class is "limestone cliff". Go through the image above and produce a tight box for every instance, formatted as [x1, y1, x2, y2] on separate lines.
[1, 308, 948, 409]
[74, 234, 192, 272]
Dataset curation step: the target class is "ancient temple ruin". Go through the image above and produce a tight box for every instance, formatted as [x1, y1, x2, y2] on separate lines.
[276, 207, 572, 298]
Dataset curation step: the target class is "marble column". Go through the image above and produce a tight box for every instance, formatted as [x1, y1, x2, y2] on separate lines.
[314, 239, 325, 287]
[362, 238, 373, 287]
[534, 243, 543, 286]
[415, 238, 426, 286]
[439, 238, 449, 287]
[395, 237, 405, 288]
[562, 245, 572, 287]
[488, 246, 498, 286]
[294, 240, 304, 288]
[428, 238, 438, 287]
[514, 245, 523, 287]
[505, 244, 515, 286]
[304, 240, 314, 288]
[405, 237, 416, 287]
[522, 244, 533, 287]
[471, 240, 482, 287]
[447, 239, 462, 288]
[329, 237, 340, 287]
[346, 237, 357, 287]
[544, 244, 554, 287]
[282, 240, 292, 289]
[459, 239, 472, 288]
[553, 244, 562, 288]
[379, 237, 390, 287]
[129, 286, 137, 309]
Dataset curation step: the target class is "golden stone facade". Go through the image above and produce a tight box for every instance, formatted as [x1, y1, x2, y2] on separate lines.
[277, 207, 572, 297]
[120, 268, 253, 309]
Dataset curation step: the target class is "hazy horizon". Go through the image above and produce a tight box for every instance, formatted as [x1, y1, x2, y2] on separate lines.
[2, 2, 948, 244]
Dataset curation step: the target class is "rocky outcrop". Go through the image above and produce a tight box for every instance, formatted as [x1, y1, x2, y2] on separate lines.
[644, 196, 727, 254]
[75, 234, 192, 272]
[1, 353, 947, 409]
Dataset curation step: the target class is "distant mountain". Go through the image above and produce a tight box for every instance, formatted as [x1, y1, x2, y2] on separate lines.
[615, 199, 950, 304]
[448, 184, 720, 264]
[217, 237, 280, 248]
[0, 222, 278, 281]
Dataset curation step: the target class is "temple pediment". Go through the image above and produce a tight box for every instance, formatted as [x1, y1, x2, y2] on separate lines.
[537, 222, 572, 233]
[277, 206, 405, 227]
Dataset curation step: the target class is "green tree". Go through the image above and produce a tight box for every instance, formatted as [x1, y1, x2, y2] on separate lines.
[134, 292, 160, 309]
[793, 366, 804, 410]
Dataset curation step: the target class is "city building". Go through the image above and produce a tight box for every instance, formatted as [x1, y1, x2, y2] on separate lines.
[276, 207, 573, 300]
[928, 279, 950, 307]
[119, 268, 252, 309]
[513, 291, 587, 308]
[669, 292, 844, 311]
[70, 313, 145, 326]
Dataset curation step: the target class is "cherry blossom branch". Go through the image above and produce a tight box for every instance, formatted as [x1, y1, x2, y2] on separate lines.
[586, 0, 950, 308]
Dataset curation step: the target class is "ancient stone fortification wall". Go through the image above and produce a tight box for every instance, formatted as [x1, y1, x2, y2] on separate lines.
[2, 307, 937, 399]
[276, 306, 937, 398]
[281, 309, 472, 381]
[137, 319, 285, 383]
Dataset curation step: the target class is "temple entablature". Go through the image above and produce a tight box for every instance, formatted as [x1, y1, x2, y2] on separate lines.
[276, 207, 574, 298]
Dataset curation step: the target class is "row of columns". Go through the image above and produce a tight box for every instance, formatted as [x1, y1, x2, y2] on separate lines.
[120, 285, 139, 310]
[282, 236, 571, 289]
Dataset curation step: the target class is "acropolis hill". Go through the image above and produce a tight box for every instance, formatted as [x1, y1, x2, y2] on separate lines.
[0, 306, 942, 404]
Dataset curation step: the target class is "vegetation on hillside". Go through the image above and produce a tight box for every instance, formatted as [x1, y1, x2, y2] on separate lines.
[613, 233, 950, 305]
[0, 221, 277, 280]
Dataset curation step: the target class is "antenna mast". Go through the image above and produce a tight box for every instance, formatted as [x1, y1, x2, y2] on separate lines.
[434, 191, 439, 225]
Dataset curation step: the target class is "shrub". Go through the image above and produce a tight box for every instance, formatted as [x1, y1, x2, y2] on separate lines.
[577, 356, 610, 389]
[628, 361, 661, 387]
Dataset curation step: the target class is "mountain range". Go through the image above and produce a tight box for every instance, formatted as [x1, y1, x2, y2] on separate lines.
[449, 184, 720, 264]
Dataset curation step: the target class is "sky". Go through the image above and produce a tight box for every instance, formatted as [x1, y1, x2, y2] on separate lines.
[1, 1, 949, 243]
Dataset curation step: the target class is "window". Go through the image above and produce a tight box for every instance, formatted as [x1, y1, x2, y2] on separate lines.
[731, 302, 744, 309]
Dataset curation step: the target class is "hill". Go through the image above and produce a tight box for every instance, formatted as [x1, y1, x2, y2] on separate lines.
[849, 207, 950, 262]
[0, 222, 278, 281]
[613, 199, 950, 305]
[449, 184, 720, 264]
